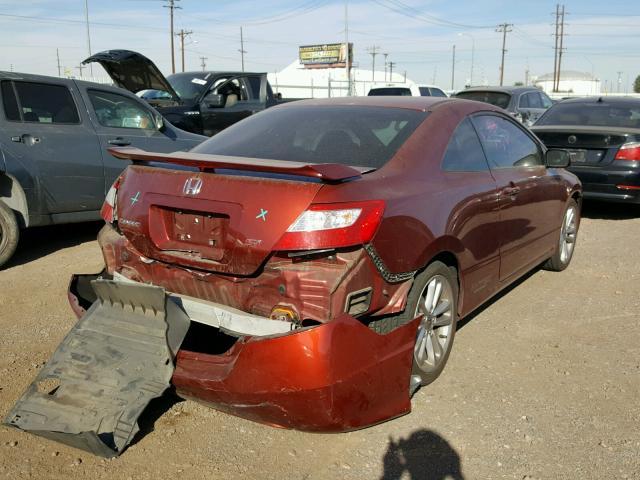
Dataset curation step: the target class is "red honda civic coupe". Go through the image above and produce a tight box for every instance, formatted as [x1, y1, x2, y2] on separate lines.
[7, 97, 581, 456]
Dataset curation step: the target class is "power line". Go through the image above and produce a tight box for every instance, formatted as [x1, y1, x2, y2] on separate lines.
[373, 0, 494, 29]
[496, 23, 513, 86]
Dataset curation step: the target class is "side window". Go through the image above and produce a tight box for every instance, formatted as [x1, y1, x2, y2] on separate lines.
[540, 93, 553, 109]
[88, 90, 155, 130]
[13, 81, 79, 124]
[519, 93, 530, 108]
[1, 81, 20, 121]
[429, 88, 447, 97]
[528, 92, 543, 108]
[442, 118, 490, 172]
[472, 115, 543, 168]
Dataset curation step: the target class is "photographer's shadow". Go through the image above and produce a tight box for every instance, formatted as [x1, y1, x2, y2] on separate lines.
[380, 429, 464, 480]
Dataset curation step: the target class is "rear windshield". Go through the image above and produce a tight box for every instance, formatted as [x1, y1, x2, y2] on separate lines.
[536, 102, 640, 128]
[192, 106, 427, 169]
[166, 72, 209, 102]
[368, 88, 412, 96]
[455, 91, 511, 109]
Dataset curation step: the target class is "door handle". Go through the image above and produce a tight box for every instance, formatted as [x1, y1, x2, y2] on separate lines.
[502, 186, 521, 197]
[14, 134, 40, 146]
[108, 138, 131, 146]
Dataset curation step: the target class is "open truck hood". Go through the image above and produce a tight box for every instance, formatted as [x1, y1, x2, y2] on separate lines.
[83, 49, 181, 103]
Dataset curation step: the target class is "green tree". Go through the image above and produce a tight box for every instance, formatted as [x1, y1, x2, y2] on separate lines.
[514, 81, 524, 86]
[634, 75, 640, 93]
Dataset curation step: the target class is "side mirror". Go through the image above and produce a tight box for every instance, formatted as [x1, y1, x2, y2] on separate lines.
[154, 114, 165, 131]
[546, 149, 571, 168]
[203, 93, 225, 108]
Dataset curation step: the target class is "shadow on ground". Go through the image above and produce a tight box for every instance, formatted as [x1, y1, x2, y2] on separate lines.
[380, 429, 464, 480]
[581, 201, 640, 220]
[6, 221, 103, 268]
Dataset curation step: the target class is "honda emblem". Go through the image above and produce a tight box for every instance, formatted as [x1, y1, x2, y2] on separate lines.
[183, 177, 203, 196]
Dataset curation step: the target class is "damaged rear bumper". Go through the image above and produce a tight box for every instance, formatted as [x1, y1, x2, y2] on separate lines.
[68, 273, 421, 433]
[173, 312, 420, 432]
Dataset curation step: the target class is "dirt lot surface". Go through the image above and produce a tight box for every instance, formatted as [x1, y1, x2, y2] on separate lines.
[1, 203, 639, 480]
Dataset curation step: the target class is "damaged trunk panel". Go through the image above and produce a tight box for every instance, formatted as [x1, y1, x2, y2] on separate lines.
[3, 280, 190, 457]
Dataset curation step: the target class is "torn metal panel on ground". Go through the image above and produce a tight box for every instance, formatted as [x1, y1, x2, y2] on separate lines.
[3, 280, 189, 457]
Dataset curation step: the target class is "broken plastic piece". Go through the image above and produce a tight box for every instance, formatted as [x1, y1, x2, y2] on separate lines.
[3, 280, 190, 457]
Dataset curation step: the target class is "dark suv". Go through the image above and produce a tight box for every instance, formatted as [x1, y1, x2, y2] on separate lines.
[454, 86, 553, 126]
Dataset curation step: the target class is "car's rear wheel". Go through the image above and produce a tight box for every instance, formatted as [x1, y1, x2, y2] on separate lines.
[408, 262, 458, 395]
[543, 199, 579, 272]
[0, 201, 19, 268]
[368, 261, 458, 395]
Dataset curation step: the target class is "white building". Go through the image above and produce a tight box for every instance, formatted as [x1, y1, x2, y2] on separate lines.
[267, 60, 414, 98]
[534, 70, 601, 97]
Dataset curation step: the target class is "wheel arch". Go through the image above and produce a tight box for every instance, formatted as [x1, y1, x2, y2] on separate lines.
[0, 173, 29, 228]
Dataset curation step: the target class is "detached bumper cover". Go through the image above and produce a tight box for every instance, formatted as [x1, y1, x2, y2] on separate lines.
[3, 280, 190, 457]
[173, 313, 421, 432]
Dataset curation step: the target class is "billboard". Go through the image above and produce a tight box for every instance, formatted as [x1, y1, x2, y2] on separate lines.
[299, 43, 353, 68]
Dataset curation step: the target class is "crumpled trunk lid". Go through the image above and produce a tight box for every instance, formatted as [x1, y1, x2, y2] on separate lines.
[116, 165, 325, 275]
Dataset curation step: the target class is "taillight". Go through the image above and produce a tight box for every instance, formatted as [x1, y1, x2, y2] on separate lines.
[615, 142, 640, 161]
[100, 177, 122, 224]
[273, 200, 385, 251]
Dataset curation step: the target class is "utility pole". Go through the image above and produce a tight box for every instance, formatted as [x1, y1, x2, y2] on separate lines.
[552, 4, 560, 92]
[366, 45, 380, 82]
[164, 0, 181, 74]
[617, 71, 623, 93]
[432, 65, 437, 85]
[239, 26, 246, 72]
[56, 48, 61, 77]
[451, 44, 456, 90]
[344, 0, 351, 96]
[75, 64, 85, 78]
[383, 53, 388, 81]
[556, 6, 566, 92]
[496, 22, 513, 86]
[175, 29, 193, 72]
[199, 56, 207, 72]
[388, 61, 396, 81]
[84, 0, 93, 77]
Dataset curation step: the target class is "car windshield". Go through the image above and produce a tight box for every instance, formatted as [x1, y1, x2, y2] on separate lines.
[192, 105, 428, 169]
[166, 72, 209, 102]
[368, 88, 412, 96]
[455, 91, 512, 109]
[536, 102, 640, 128]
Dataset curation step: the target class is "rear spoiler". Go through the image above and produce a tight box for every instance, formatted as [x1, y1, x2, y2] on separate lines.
[108, 147, 364, 182]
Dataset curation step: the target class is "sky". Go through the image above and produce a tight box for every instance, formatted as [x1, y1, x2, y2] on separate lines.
[1, 0, 638, 92]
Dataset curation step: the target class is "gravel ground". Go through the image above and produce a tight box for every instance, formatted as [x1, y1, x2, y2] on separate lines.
[0, 202, 639, 480]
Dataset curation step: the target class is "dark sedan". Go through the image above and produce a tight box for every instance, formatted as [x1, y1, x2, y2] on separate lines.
[532, 96, 640, 204]
[455, 86, 553, 126]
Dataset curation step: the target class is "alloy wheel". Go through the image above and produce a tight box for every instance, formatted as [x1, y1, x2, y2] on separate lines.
[560, 205, 577, 264]
[410, 274, 454, 392]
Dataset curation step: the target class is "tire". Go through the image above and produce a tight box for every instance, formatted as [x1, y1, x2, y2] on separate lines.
[543, 199, 579, 272]
[369, 261, 458, 395]
[0, 201, 19, 268]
